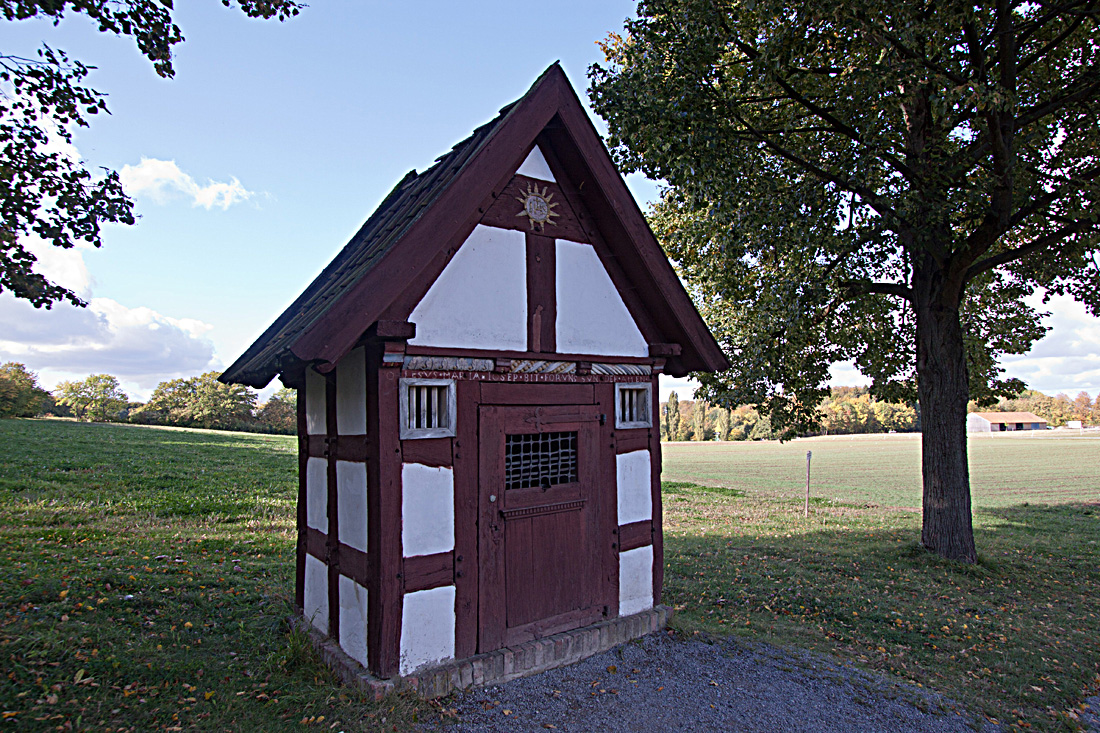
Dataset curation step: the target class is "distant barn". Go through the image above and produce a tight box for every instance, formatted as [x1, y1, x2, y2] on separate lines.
[967, 411, 1048, 432]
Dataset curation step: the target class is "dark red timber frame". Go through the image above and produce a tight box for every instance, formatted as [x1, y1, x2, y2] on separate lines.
[366, 342, 403, 677]
[294, 372, 308, 610]
[325, 376, 340, 641]
[452, 379, 480, 660]
[525, 234, 556, 353]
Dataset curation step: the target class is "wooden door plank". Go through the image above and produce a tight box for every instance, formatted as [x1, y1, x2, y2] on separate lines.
[477, 405, 507, 653]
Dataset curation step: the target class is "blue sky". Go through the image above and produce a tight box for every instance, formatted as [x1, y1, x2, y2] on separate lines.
[1, 2, 1097, 403]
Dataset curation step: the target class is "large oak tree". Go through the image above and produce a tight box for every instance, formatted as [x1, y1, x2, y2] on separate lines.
[590, 0, 1100, 561]
[1, 0, 302, 308]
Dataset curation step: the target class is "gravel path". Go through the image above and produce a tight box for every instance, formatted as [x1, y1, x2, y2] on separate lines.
[424, 631, 1000, 732]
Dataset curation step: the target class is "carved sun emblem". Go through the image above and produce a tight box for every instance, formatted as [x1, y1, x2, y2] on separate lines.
[515, 182, 560, 230]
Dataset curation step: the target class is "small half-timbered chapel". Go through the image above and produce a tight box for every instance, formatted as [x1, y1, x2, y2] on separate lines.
[221, 64, 728, 694]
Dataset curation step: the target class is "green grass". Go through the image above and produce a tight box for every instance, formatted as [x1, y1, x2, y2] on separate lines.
[661, 433, 1100, 509]
[4, 419, 1097, 731]
[0, 418, 433, 731]
[661, 448, 1100, 731]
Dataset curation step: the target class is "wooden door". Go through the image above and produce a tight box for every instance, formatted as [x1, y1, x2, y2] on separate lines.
[478, 403, 604, 651]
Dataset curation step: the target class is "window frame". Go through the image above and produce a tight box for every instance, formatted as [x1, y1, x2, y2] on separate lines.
[398, 378, 457, 439]
[614, 382, 652, 430]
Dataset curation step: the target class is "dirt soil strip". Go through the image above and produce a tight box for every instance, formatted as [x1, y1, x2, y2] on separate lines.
[425, 632, 1001, 732]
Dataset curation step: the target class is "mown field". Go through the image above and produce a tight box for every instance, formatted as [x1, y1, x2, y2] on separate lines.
[2, 420, 1098, 731]
[0, 419, 432, 731]
[662, 433, 1100, 509]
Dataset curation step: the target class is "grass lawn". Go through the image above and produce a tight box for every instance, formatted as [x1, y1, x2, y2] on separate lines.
[0, 418, 432, 731]
[2, 421, 1097, 731]
[662, 435, 1100, 731]
[661, 433, 1100, 509]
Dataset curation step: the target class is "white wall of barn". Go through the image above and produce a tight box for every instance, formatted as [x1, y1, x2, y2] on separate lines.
[303, 554, 329, 635]
[335, 346, 367, 434]
[516, 146, 556, 181]
[401, 463, 455, 557]
[616, 449, 652, 525]
[399, 585, 456, 675]
[305, 368, 326, 435]
[555, 239, 648, 357]
[338, 575, 369, 667]
[336, 461, 367, 553]
[305, 457, 327, 532]
[408, 225, 527, 352]
[618, 544, 654, 617]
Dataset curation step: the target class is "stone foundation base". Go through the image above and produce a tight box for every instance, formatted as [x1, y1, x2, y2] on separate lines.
[300, 605, 673, 700]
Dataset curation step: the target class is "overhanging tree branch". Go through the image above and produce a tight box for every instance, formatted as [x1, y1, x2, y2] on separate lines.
[965, 218, 1100, 280]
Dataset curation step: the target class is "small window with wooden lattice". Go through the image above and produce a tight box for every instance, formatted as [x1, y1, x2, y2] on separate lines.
[504, 431, 578, 490]
[399, 378, 456, 439]
[615, 383, 652, 429]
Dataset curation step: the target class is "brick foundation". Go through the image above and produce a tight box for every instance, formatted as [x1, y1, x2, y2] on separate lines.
[299, 605, 673, 700]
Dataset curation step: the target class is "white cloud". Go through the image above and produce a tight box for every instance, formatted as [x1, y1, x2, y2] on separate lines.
[0, 293, 219, 397]
[999, 293, 1100, 396]
[21, 234, 94, 298]
[119, 158, 253, 210]
[658, 374, 702, 402]
[0, 237, 220, 400]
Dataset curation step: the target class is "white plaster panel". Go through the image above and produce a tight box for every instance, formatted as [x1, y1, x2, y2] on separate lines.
[306, 457, 327, 532]
[401, 463, 455, 557]
[516, 145, 556, 181]
[336, 346, 367, 435]
[305, 368, 327, 435]
[408, 225, 527, 351]
[555, 239, 648, 357]
[619, 545, 654, 617]
[338, 575, 369, 667]
[616, 449, 653, 525]
[337, 461, 368, 553]
[303, 554, 329, 635]
[399, 585, 456, 675]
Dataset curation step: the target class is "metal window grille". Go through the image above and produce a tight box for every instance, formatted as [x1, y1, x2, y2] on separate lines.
[504, 431, 578, 490]
[407, 384, 449, 431]
[618, 387, 649, 426]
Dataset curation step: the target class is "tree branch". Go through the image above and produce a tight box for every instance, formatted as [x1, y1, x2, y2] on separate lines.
[841, 280, 914, 301]
[724, 102, 913, 229]
[1015, 65, 1100, 129]
[1017, 5, 1090, 72]
[965, 218, 1100, 280]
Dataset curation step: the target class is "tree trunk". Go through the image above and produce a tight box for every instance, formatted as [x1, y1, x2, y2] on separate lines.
[915, 285, 978, 563]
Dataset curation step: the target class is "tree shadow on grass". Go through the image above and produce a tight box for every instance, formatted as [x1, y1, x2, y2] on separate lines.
[662, 500, 1099, 728]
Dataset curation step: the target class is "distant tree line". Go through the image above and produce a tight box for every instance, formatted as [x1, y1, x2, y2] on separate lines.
[0, 363, 296, 434]
[663, 386, 1100, 441]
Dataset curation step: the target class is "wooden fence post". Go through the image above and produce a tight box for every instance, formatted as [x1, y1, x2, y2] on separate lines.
[804, 451, 812, 518]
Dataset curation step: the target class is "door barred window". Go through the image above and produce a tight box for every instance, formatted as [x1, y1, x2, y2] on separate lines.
[504, 431, 577, 490]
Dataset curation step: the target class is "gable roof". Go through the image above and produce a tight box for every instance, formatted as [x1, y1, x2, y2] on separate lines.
[969, 412, 1047, 423]
[221, 64, 728, 388]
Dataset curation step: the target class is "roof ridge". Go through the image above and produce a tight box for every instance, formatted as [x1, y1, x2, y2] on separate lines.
[220, 65, 565, 386]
